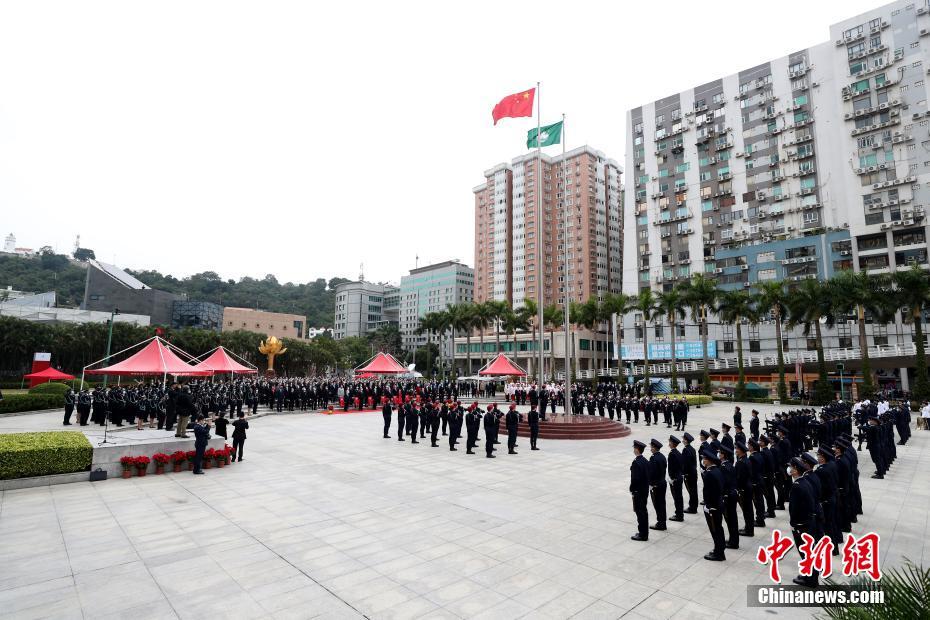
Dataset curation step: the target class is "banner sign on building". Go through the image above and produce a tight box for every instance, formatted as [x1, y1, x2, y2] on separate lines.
[618, 341, 717, 361]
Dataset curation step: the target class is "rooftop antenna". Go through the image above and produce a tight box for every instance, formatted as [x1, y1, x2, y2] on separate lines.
[74, 234, 80, 254]
[359, 262, 364, 282]
[415, 254, 419, 269]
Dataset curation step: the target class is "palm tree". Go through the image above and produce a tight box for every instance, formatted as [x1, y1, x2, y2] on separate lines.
[603, 293, 635, 384]
[543, 304, 562, 381]
[472, 302, 493, 369]
[573, 298, 601, 379]
[502, 308, 530, 366]
[655, 287, 687, 393]
[717, 289, 756, 401]
[680, 274, 719, 394]
[787, 279, 834, 405]
[486, 300, 511, 355]
[893, 266, 930, 400]
[755, 280, 790, 402]
[444, 303, 471, 377]
[518, 299, 538, 380]
[434, 310, 453, 378]
[830, 270, 892, 398]
[633, 289, 657, 390]
[415, 312, 441, 377]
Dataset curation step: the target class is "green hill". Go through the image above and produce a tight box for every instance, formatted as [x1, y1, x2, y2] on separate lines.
[0, 252, 347, 327]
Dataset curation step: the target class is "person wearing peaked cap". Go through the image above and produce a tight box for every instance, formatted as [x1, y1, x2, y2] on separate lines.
[720, 424, 735, 465]
[733, 405, 742, 428]
[788, 456, 820, 588]
[816, 445, 842, 553]
[717, 444, 740, 549]
[831, 441, 853, 533]
[527, 403, 540, 451]
[734, 441, 755, 537]
[681, 432, 699, 513]
[757, 434, 778, 518]
[505, 404, 520, 455]
[734, 423, 746, 447]
[465, 402, 482, 454]
[750, 409, 760, 441]
[482, 406, 498, 458]
[700, 447, 727, 561]
[667, 436, 685, 522]
[747, 439, 767, 527]
[648, 439, 668, 531]
[630, 440, 651, 541]
[709, 428, 720, 438]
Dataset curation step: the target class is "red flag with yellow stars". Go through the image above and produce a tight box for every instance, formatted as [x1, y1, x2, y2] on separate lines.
[492, 88, 535, 125]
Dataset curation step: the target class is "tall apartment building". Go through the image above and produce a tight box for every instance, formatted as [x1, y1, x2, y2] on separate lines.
[399, 260, 474, 356]
[474, 146, 623, 309]
[333, 281, 399, 340]
[621, 0, 930, 392]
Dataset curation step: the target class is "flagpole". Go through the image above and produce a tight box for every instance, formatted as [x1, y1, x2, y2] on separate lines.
[561, 113, 572, 416]
[535, 81, 545, 391]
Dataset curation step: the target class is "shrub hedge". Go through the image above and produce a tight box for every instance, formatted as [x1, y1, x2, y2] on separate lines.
[682, 395, 712, 406]
[0, 394, 64, 414]
[0, 431, 93, 479]
[29, 382, 71, 395]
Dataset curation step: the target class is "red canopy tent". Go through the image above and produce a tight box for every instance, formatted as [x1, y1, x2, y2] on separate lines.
[355, 352, 407, 375]
[23, 366, 75, 385]
[85, 337, 211, 378]
[478, 353, 527, 377]
[191, 347, 258, 375]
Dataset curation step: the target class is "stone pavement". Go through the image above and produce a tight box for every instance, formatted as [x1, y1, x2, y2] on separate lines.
[1, 401, 926, 619]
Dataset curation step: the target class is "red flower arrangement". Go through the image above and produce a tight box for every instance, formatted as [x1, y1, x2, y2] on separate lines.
[204, 448, 215, 469]
[223, 444, 232, 465]
[119, 455, 135, 478]
[133, 455, 150, 477]
[185, 450, 196, 470]
[152, 453, 170, 465]
[171, 451, 187, 472]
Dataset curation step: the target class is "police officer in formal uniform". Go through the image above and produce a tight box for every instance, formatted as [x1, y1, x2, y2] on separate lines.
[648, 438, 668, 531]
[667, 435, 684, 522]
[701, 448, 727, 561]
[483, 406, 498, 458]
[681, 432, 699, 513]
[630, 440, 651, 541]
[506, 404, 520, 454]
[382, 398, 393, 439]
[734, 441, 755, 537]
[528, 404, 540, 450]
[465, 403, 482, 454]
[788, 457, 820, 587]
[718, 445, 740, 550]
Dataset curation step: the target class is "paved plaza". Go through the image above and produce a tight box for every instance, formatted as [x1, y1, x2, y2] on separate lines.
[1, 401, 928, 619]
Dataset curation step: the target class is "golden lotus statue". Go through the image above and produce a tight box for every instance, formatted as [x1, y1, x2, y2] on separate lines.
[258, 336, 287, 374]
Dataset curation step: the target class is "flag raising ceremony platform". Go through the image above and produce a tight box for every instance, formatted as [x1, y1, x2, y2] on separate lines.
[517, 413, 631, 440]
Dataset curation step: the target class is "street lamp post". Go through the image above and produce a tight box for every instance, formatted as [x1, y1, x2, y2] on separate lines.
[101, 308, 120, 388]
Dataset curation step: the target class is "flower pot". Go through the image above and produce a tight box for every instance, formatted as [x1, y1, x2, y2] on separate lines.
[226, 455, 232, 465]
[136, 468, 147, 477]
[187, 461, 194, 471]
[155, 465, 165, 475]
[173, 463, 183, 473]
[216, 460, 225, 468]
[204, 461, 212, 469]
[121, 469, 131, 479]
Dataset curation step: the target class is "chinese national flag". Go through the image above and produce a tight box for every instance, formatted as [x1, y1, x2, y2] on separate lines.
[492, 88, 535, 125]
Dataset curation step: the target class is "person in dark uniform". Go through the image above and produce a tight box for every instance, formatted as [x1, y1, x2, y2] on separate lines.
[788, 457, 820, 587]
[231, 411, 248, 461]
[734, 423, 746, 448]
[407, 404, 419, 444]
[749, 409, 760, 441]
[483, 407, 498, 458]
[681, 432, 699, 513]
[648, 438, 668, 531]
[63, 388, 76, 425]
[440, 400, 449, 436]
[630, 440, 651, 541]
[165, 384, 178, 432]
[733, 405, 742, 428]
[748, 438, 768, 527]
[667, 435, 684, 522]
[175, 386, 194, 438]
[720, 423, 735, 464]
[465, 404, 482, 454]
[382, 399, 392, 439]
[192, 414, 211, 474]
[397, 399, 408, 441]
[815, 445, 842, 551]
[718, 445, 740, 550]
[701, 448, 727, 561]
[505, 404, 519, 454]
[698, 429, 711, 470]
[734, 442, 755, 537]
[428, 403, 440, 447]
[528, 404, 540, 450]
[448, 402, 462, 451]
[774, 425, 793, 509]
[213, 411, 229, 440]
[831, 440, 853, 534]
[758, 435, 778, 518]
[865, 415, 885, 478]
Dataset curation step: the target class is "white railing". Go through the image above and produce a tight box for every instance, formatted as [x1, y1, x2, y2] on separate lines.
[580, 342, 919, 379]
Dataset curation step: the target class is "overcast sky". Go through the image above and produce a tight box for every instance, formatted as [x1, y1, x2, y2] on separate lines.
[0, 0, 880, 286]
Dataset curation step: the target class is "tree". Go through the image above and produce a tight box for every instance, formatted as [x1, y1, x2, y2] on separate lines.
[573, 298, 602, 380]
[633, 289, 657, 390]
[893, 266, 930, 400]
[655, 287, 687, 392]
[368, 324, 402, 356]
[517, 300, 538, 380]
[72, 248, 96, 261]
[717, 289, 756, 401]
[445, 303, 472, 376]
[486, 300, 510, 355]
[603, 293, 635, 384]
[416, 312, 442, 377]
[680, 274, 719, 394]
[433, 310, 452, 378]
[472, 302, 493, 368]
[543, 305, 563, 381]
[501, 308, 530, 364]
[830, 270, 892, 398]
[755, 280, 790, 401]
[787, 279, 834, 405]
